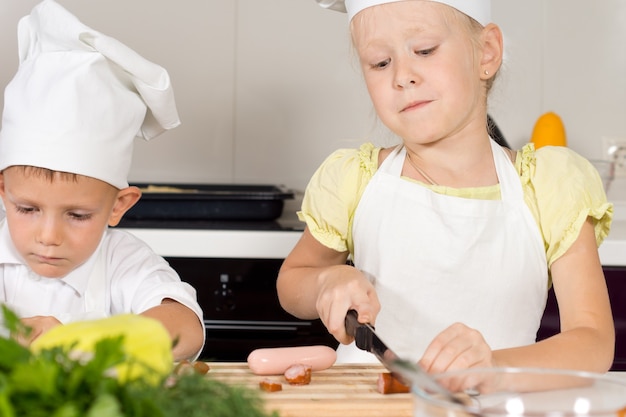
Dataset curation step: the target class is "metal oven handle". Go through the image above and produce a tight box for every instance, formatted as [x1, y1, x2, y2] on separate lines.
[203, 319, 314, 332]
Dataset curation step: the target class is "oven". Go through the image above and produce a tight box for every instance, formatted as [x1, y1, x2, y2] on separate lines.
[165, 256, 338, 361]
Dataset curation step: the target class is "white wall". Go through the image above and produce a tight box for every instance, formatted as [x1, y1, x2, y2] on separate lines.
[490, 0, 626, 162]
[1, 0, 625, 192]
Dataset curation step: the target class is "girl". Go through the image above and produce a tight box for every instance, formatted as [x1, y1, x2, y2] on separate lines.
[277, 0, 614, 375]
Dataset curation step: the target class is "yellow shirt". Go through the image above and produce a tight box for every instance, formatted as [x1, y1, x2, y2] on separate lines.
[299, 143, 613, 268]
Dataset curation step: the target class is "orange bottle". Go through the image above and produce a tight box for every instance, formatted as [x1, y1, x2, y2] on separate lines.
[530, 111, 567, 149]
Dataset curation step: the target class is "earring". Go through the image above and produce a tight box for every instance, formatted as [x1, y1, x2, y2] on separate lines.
[484, 70, 490, 76]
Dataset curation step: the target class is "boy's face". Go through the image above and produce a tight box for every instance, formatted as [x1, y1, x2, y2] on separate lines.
[0, 167, 132, 278]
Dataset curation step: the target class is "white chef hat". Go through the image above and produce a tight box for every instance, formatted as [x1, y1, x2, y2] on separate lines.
[0, 0, 181, 189]
[316, 0, 491, 26]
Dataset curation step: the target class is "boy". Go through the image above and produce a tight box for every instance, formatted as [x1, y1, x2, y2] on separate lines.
[0, 0, 204, 361]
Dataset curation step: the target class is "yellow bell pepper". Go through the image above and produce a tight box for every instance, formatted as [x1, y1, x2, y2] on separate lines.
[31, 314, 173, 384]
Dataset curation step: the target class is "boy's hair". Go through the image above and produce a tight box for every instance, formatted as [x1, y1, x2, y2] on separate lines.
[6, 166, 79, 183]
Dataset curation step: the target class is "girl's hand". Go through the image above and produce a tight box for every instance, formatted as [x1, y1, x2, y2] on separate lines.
[277, 228, 381, 345]
[315, 265, 381, 345]
[17, 315, 62, 345]
[418, 323, 496, 393]
[420, 322, 495, 373]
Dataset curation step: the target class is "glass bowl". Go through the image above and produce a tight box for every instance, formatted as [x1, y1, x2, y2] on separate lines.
[413, 367, 626, 417]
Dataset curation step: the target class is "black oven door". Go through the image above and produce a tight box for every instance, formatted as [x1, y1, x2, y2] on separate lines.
[166, 257, 339, 361]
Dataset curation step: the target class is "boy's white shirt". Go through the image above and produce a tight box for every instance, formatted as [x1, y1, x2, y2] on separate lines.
[0, 215, 205, 357]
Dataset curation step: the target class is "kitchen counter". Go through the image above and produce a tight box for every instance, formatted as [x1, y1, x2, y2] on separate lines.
[207, 363, 413, 417]
[118, 199, 626, 266]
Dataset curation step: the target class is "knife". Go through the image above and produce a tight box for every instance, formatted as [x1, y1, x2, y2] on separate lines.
[344, 309, 472, 407]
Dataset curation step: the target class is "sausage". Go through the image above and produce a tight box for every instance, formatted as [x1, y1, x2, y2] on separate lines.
[377, 372, 411, 394]
[284, 363, 312, 385]
[259, 379, 283, 392]
[247, 345, 337, 375]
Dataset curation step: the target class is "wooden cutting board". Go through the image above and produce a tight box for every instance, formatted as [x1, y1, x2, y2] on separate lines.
[207, 362, 414, 417]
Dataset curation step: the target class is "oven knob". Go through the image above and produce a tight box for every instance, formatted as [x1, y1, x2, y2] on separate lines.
[214, 274, 236, 311]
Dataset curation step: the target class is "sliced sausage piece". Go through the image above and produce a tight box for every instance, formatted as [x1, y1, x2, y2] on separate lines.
[192, 361, 210, 375]
[247, 345, 337, 375]
[284, 364, 312, 385]
[377, 372, 410, 394]
[173, 360, 195, 376]
[259, 379, 283, 392]
[173, 360, 211, 376]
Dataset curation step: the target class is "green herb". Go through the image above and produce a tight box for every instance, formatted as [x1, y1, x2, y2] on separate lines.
[0, 306, 278, 417]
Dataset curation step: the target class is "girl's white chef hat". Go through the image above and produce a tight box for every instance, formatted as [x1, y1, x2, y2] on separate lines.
[0, 0, 180, 189]
[316, 0, 491, 26]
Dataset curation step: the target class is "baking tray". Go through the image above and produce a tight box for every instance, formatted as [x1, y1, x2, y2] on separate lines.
[124, 183, 294, 221]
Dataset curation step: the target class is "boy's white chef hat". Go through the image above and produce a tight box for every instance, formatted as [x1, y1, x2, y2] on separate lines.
[316, 0, 491, 26]
[0, 0, 180, 189]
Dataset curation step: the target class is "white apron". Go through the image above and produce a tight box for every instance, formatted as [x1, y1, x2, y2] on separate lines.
[338, 140, 548, 363]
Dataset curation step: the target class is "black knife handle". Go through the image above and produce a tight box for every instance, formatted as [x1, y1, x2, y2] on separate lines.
[344, 309, 360, 338]
[345, 309, 373, 352]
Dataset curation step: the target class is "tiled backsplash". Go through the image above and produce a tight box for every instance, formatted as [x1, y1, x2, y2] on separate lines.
[0, 1, 625, 191]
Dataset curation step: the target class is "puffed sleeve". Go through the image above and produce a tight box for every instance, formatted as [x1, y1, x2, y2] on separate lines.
[520, 144, 613, 266]
[298, 143, 379, 253]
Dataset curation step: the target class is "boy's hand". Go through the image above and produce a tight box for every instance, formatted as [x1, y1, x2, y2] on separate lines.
[17, 316, 62, 345]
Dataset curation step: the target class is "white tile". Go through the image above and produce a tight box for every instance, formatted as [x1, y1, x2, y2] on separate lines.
[2, 1, 626, 190]
[234, 0, 374, 189]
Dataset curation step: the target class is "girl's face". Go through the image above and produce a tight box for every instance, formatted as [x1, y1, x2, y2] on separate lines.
[352, 1, 486, 144]
[0, 167, 121, 278]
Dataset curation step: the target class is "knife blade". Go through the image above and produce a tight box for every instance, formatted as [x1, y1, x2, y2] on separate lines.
[344, 310, 470, 406]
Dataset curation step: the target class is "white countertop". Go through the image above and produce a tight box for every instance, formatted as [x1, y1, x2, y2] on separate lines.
[118, 198, 626, 266]
[601, 179, 626, 266]
[118, 227, 303, 259]
[118, 219, 626, 266]
[603, 220, 626, 266]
